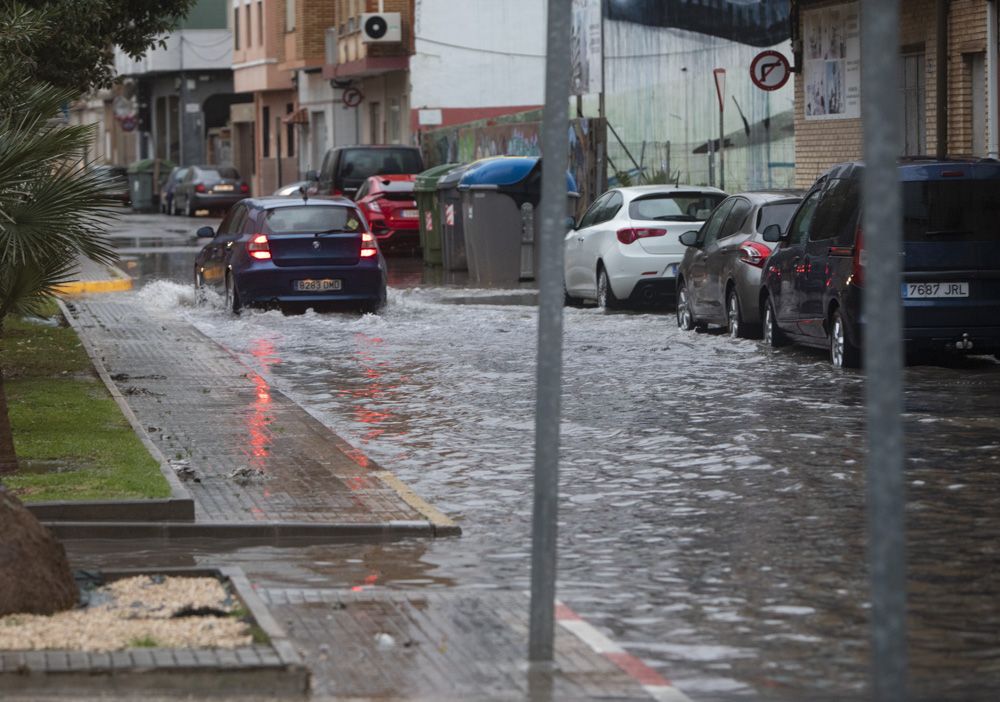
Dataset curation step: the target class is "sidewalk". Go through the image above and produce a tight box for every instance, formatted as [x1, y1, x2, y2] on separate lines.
[48, 275, 690, 701]
[62, 293, 455, 532]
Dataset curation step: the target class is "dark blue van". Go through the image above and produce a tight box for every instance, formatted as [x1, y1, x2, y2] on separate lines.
[759, 160, 1000, 367]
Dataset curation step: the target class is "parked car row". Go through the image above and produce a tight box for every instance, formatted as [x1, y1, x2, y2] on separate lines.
[674, 158, 1000, 368]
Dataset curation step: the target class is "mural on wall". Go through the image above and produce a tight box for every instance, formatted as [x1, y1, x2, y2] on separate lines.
[803, 2, 860, 120]
[602, 0, 796, 190]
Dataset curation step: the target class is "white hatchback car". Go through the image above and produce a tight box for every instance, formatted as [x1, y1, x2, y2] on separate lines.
[564, 185, 726, 308]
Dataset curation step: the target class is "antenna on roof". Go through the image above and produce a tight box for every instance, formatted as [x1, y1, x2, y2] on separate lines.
[299, 184, 309, 203]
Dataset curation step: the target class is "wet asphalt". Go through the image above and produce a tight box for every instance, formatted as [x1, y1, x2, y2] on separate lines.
[67, 213, 1000, 700]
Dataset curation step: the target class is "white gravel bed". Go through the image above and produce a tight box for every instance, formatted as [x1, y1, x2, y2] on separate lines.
[0, 576, 252, 652]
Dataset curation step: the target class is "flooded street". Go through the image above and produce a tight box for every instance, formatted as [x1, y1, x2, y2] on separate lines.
[71, 215, 1000, 700]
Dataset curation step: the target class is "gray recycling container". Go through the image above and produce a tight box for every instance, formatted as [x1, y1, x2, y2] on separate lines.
[436, 163, 476, 272]
[127, 159, 174, 212]
[458, 157, 579, 286]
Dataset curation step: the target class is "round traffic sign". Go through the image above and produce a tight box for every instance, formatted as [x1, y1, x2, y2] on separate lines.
[342, 87, 364, 108]
[750, 51, 791, 92]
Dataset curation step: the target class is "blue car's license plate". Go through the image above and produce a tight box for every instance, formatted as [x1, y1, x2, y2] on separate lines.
[901, 282, 968, 298]
[294, 279, 341, 292]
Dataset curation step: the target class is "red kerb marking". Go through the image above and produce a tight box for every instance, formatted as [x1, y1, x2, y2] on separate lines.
[605, 651, 672, 687]
[554, 603, 581, 621]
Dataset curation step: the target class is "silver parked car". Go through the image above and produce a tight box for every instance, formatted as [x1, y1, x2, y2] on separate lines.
[676, 191, 802, 337]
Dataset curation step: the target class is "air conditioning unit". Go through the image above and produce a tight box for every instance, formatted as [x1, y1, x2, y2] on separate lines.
[360, 12, 401, 43]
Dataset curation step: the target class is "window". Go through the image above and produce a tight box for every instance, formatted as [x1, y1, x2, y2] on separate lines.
[262, 106, 271, 158]
[578, 193, 610, 229]
[257, 1, 264, 45]
[809, 178, 859, 242]
[600, 192, 624, 223]
[700, 199, 736, 247]
[286, 104, 295, 158]
[234, 8, 240, 50]
[628, 192, 726, 221]
[902, 180, 1000, 243]
[286, 0, 296, 31]
[786, 189, 822, 246]
[245, 4, 252, 47]
[264, 206, 362, 235]
[388, 97, 401, 144]
[900, 52, 926, 156]
[718, 198, 752, 239]
[757, 202, 800, 234]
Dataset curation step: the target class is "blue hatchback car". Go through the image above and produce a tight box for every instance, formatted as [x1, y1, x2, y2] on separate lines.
[194, 196, 387, 313]
[759, 160, 1000, 367]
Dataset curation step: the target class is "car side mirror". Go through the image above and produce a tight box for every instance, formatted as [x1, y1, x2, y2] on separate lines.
[305, 170, 318, 181]
[565, 216, 576, 230]
[679, 230, 699, 247]
[761, 224, 783, 243]
[196, 226, 215, 239]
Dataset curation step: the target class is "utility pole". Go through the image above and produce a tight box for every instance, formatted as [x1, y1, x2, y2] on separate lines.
[528, 0, 571, 666]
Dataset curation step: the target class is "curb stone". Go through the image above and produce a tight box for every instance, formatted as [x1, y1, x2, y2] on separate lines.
[0, 566, 308, 698]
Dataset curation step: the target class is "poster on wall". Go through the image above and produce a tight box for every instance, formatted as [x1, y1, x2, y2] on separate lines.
[803, 2, 860, 120]
[571, 0, 603, 96]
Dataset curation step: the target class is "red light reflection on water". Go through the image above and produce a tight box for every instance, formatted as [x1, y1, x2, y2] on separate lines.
[245, 338, 281, 469]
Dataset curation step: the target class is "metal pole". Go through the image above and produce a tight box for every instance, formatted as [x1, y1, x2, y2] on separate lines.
[861, 0, 908, 700]
[528, 0, 571, 665]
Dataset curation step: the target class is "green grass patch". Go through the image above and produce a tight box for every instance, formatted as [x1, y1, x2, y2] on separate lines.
[128, 635, 161, 648]
[1, 307, 171, 502]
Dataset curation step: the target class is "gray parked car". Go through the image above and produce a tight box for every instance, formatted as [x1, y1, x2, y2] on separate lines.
[676, 191, 802, 338]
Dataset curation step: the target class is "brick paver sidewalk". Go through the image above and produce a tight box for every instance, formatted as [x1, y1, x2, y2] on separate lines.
[65, 294, 436, 526]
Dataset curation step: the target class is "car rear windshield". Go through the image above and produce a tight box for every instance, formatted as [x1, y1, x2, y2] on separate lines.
[757, 202, 800, 233]
[264, 206, 363, 234]
[339, 149, 423, 180]
[198, 167, 239, 181]
[903, 180, 1000, 242]
[629, 192, 726, 221]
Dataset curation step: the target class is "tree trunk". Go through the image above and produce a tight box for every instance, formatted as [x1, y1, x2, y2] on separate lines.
[0, 363, 16, 475]
[0, 488, 79, 615]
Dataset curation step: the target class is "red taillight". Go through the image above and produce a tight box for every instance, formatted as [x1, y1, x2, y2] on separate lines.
[616, 227, 667, 245]
[331, 189, 342, 197]
[248, 233, 271, 260]
[738, 241, 772, 268]
[195, 183, 206, 193]
[240, 183, 249, 193]
[360, 231, 378, 258]
[852, 224, 864, 286]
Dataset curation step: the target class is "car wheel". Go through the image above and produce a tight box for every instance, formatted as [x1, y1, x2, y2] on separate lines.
[677, 283, 696, 331]
[596, 266, 620, 310]
[726, 288, 746, 339]
[194, 269, 206, 304]
[830, 308, 860, 368]
[762, 297, 787, 348]
[224, 272, 242, 315]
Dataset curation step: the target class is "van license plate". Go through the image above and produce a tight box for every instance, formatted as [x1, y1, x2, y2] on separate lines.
[902, 282, 968, 298]
[295, 279, 341, 292]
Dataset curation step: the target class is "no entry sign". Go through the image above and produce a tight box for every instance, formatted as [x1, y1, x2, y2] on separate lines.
[750, 50, 791, 91]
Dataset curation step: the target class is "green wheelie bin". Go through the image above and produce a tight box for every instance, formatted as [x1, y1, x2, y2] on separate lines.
[414, 163, 459, 266]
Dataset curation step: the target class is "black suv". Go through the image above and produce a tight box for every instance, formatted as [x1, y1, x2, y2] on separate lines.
[759, 160, 1000, 367]
[310, 145, 424, 199]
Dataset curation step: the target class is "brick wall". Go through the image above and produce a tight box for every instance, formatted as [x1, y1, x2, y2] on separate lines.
[793, 0, 988, 188]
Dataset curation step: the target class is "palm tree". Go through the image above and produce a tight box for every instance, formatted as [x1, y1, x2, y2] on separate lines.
[0, 9, 118, 474]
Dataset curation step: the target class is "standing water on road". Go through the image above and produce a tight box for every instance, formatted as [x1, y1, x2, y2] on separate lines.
[120, 279, 1000, 699]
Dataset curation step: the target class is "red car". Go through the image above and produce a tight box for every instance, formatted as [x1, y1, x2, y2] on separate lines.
[354, 175, 419, 251]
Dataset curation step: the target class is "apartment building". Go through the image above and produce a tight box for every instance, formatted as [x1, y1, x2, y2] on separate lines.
[792, 0, 1000, 187]
[115, 0, 244, 168]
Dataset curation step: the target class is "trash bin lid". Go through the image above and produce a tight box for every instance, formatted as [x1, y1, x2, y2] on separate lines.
[414, 163, 460, 192]
[457, 156, 578, 194]
[127, 158, 176, 174]
[436, 162, 477, 190]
